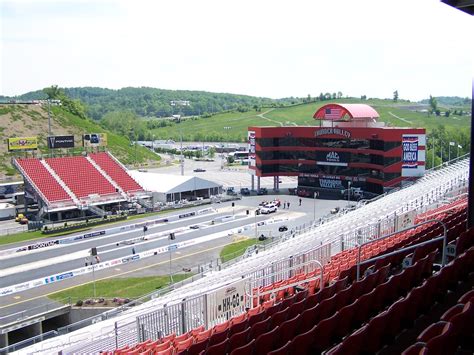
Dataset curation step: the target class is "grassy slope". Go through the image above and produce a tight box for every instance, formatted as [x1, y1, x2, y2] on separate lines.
[50, 106, 160, 165]
[149, 98, 471, 142]
[49, 274, 190, 301]
[220, 238, 257, 263]
[0, 104, 160, 179]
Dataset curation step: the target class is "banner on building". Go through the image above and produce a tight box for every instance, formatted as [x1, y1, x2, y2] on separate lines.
[248, 131, 256, 168]
[7, 137, 38, 151]
[47, 135, 75, 149]
[401, 134, 426, 177]
[82, 133, 107, 148]
[316, 151, 349, 166]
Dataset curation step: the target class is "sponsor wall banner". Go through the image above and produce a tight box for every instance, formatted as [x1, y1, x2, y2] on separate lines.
[47, 135, 75, 149]
[83, 133, 108, 148]
[248, 131, 256, 168]
[401, 134, 426, 177]
[207, 279, 246, 322]
[318, 177, 344, 189]
[7, 137, 38, 151]
[315, 151, 349, 166]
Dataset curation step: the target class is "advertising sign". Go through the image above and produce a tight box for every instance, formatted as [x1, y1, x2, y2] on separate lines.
[315, 151, 349, 166]
[47, 135, 75, 149]
[7, 137, 38, 151]
[207, 279, 246, 322]
[83, 133, 108, 147]
[401, 134, 426, 177]
[318, 177, 344, 189]
[315, 128, 351, 138]
[248, 131, 256, 168]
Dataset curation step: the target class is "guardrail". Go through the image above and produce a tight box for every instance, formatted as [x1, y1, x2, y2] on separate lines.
[355, 218, 447, 281]
[0, 330, 58, 354]
[0, 225, 27, 236]
[0, 298, 71, 326]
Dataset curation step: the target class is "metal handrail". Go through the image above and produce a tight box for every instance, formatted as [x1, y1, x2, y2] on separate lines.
[251, 259, 324, 303]
[356, 218, 447, 280]
[0, 298, 71, 326]
[0, 330, 58, 353]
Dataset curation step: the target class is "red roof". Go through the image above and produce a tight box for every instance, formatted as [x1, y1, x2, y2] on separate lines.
[313, 103, 380, 121]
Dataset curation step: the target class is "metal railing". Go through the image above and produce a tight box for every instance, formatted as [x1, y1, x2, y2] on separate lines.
[0, 330, 58, 354]
[356, 218, 447, 280]
[0, 298, 71, 327]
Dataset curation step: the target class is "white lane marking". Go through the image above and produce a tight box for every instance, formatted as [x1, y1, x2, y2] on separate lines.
[0, 208, 229, 261]
[0, 213, 259, 278]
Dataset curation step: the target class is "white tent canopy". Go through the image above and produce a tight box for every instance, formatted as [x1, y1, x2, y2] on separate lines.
[129, 171, 222, 202]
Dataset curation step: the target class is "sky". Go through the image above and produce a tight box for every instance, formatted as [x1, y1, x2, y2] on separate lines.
[1, 0, 473, 101]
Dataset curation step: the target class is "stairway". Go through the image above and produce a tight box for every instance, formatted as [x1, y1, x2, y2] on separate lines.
[40, 159, 80, 205]
[86, 155, 128, 200]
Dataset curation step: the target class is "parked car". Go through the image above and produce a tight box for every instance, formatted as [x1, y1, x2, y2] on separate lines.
[330, 207, 340, 214]
[189, 225, 200, 229]
[260, 203, 277, 214]
[278, 225, 288, 232]
[193, 168, 206, 172]
[240, 188, 250, 196]
[257, 188, 268, 195]
[226, 187, 237, 196]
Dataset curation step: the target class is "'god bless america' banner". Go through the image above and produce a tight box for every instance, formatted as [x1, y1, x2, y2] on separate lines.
[401, 134, 425, 177]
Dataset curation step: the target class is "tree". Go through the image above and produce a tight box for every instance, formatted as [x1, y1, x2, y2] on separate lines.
[337, 91, 343, 99]
[208, 146, 216, 158]
[43, 85, 61, 99]
[332, 93, 337, 100]
[393, 90, 399, 102]
[429, 95, 438, 115]
[361, 95, 367, 100]
[319, 93, 324, 101]
[324, 92, 332, 100]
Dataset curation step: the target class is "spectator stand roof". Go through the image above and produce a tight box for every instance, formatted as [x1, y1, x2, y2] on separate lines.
[313, 103, 380, 122]
[128, 171, 221, 195]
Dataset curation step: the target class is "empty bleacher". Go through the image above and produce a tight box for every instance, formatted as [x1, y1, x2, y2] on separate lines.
[89, 152, 143, 195]
[46, 156, 118, 200]
[22, 159, 471, 354]
[15, 158, 73, 204]
[99, 199, 472, 354]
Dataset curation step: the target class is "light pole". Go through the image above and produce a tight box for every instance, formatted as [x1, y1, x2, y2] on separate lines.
[47, 98, 52, 137]
[168, 233, 175, 284]
[313, 191, 317, 221]
[92, 260, 96, 298]
[449, 142, 455, 162]
[255, 210, 258, 239]
[347, 181, 351, 207]
[457, 144, 462, 158]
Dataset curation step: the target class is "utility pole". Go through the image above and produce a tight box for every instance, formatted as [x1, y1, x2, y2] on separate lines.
[180, 129, 184, 176]
[313, 191, 317, 221]
[169, 233, 175, 284]
[48, 99, 52, 137]
[347, 181, 351, 207]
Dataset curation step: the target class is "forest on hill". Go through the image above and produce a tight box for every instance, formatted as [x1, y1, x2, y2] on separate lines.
[1, 87, 292, 120]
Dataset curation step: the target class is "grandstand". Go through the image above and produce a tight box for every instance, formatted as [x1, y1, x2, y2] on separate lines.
[13, 152, 147, 219]
[20, 158, 471, 354]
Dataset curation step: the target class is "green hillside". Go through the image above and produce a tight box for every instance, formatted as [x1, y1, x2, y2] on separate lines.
[1, 87, 288, 120]
[148, 98, 471, 141]
[0, 104, 160, 180]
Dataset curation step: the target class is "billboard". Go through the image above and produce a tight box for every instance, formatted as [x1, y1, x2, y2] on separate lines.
[47, 135, 75, 149]
[401, 134, 426, 177]
[7, 137, 38, 151]
[83, 133, 107, 148]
